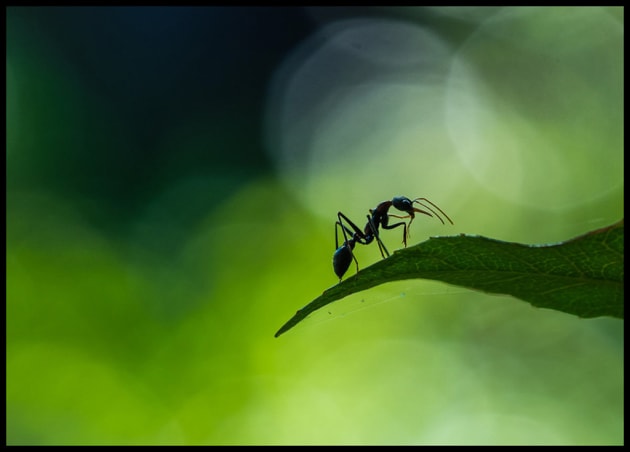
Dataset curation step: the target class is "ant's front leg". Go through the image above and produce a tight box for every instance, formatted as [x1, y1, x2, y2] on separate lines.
[380, 220, 410, 247]
[387, 213, 412, 243]
[387, 209, 431, 244]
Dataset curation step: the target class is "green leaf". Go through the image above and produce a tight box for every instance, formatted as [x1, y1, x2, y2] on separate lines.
[275, 220, 624, 337]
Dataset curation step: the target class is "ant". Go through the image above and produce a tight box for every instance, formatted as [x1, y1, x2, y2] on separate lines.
[333, 196, 453, 281]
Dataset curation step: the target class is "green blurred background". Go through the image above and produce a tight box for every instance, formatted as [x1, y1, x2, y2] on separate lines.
[6, 6, 623, 445]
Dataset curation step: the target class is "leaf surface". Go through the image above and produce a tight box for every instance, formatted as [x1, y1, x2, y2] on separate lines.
[275, 220, 624, 337]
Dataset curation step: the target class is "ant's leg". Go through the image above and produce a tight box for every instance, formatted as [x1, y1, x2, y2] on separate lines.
[338, 212, 367, 240]
[335, 221, 360, 277]
[366, 214, 390, 258]
[350, 246, 359, 275]
[387, 213, 413, 242]
[336, 213, 363, 275]
[335, 220, 355, 250]
[388, 210, 431, 242]
[381, 221, 409, 247]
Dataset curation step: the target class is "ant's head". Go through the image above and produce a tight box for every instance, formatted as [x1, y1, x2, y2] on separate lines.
[393, 196, 435, 221]
[392, 196, 413, 213]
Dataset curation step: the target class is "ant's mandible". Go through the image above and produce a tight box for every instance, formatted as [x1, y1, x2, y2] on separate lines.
[333, 196, 453, 281]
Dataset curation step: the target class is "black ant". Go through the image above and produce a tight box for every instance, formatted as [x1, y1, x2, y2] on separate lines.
[333, 196, 453, 281]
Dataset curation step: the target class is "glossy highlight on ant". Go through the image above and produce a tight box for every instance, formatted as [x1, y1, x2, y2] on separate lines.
[333, 196, 453, 281]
